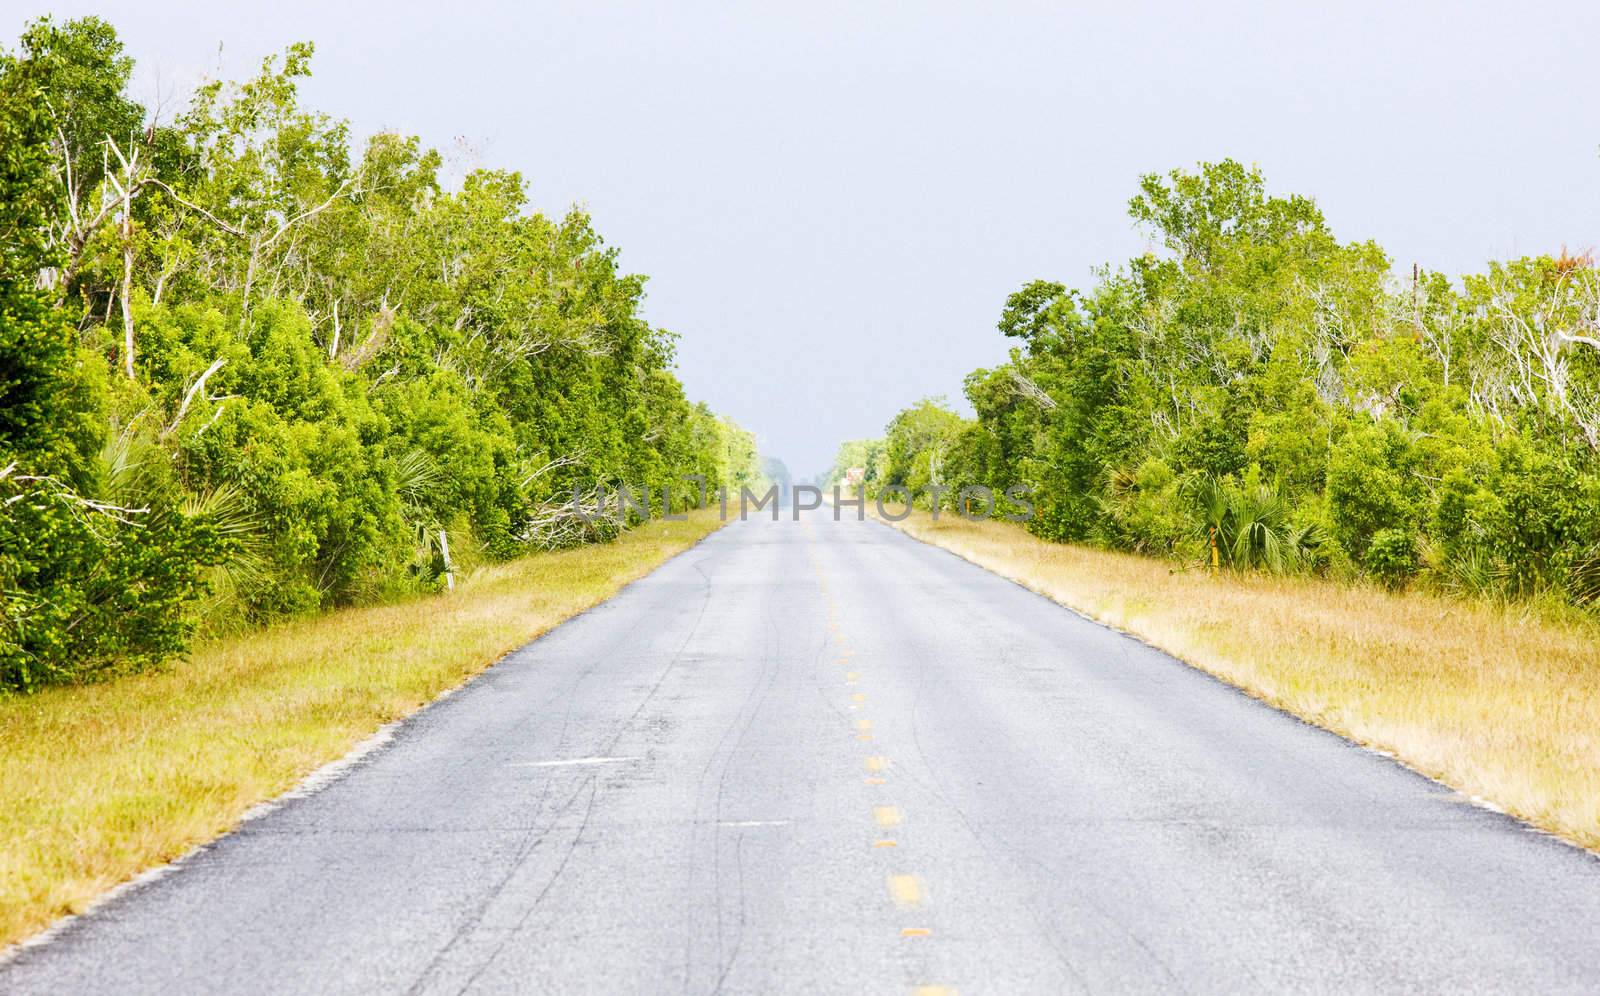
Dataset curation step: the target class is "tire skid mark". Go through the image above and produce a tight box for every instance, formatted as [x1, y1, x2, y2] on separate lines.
[417, 542, 724, 993]
[681, 530, 783, 994]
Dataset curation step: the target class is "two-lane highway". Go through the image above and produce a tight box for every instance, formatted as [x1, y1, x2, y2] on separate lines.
[5, 512, 1600, 993]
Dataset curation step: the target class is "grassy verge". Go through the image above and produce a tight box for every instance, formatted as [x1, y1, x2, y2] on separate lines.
[0, 510, 725, 949]
[875, 508, 1600, 851]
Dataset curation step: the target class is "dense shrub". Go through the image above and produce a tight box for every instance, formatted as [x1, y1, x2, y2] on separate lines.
[1364, 529, 1417, 589]
[835, 161, 1600, 609]
[0, 18, 762, 689]
[0, 450, 222, 687]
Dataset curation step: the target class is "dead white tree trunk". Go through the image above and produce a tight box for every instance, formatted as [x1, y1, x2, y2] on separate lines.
[328, 298, 342, 360]
[103, 138, 146, 379]
[119, 215, 136, 378]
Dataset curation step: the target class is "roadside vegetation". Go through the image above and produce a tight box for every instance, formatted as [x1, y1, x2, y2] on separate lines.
[875, 509, 1600, 852]
[837, 160, 1600, 849]
[0, 509, 724, 948]
[834, 160, 1600, 608]
[0, 17, 763, 692]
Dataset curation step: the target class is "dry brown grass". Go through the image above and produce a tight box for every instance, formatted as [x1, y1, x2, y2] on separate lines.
[0, 511, 724, 949]
[881, 509, 1600, 851]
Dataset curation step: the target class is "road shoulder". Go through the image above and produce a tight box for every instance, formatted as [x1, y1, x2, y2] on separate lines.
[867, 505, 1600, 856]
[0, 510, 728, 952]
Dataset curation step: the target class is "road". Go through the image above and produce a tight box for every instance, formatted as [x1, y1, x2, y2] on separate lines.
[5, 512, 1600, 994]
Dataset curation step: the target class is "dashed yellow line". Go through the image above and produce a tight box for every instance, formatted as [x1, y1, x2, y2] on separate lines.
[811, 538, 954, 996]
[888, 874, 923, 908]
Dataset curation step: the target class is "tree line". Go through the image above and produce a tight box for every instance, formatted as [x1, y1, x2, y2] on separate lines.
[834, 160, 1600, 607]
[0, 17, 762, 690]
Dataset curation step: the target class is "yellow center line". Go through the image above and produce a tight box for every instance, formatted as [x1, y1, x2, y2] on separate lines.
[888, 874, 923, 908]
[815, 545, 947, 995]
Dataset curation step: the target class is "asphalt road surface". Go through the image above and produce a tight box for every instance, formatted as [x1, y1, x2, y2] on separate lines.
[6, 513, 1600, 994]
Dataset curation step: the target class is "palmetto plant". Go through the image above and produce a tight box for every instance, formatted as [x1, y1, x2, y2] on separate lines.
[1187, 476, 1319, 574]
[393, 449, 444, 511]
[183, 483, 272, 630]
[95, 420, 163, 512]
[1419, 540, 1510, 602]
[392, 449, 452, 583]
[1569, 545, 1600, 606]
[101, 421, 274, 631]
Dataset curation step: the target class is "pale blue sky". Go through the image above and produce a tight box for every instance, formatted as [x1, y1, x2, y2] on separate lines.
[11, 1, 1600, 475]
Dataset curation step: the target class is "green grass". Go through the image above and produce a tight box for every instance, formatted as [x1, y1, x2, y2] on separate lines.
[0, 510, 725, 949]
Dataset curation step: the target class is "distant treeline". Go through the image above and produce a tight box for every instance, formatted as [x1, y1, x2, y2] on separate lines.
[834, 160, 1600, 607]
[0, 18, 762, 689]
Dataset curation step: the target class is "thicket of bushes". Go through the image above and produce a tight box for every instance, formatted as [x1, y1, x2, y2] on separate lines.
[0, 18, 761, 689]
[834, 161, 1600, 608]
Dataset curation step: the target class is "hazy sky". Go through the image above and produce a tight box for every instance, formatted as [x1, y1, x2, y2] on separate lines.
[11, 1, 1600, 476]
